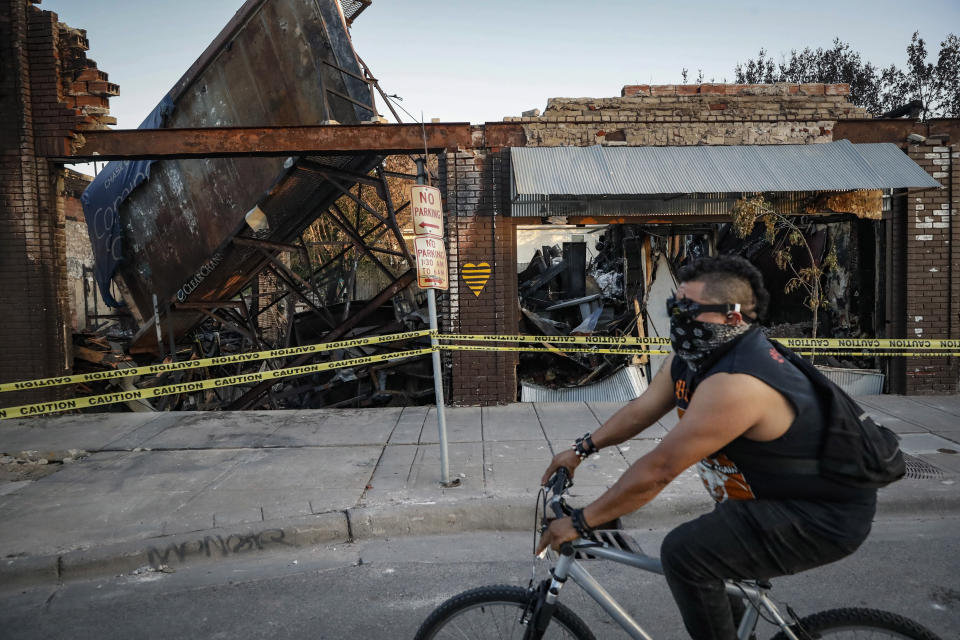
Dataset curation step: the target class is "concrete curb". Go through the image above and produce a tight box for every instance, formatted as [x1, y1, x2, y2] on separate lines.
[1, 511, 350, 592]
[876, 478, 960, 516]
[2, 483, 958, 592]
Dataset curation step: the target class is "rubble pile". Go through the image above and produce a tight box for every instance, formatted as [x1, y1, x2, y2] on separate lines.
[517, 231, 640, 388]
[263, 295, 435, 409]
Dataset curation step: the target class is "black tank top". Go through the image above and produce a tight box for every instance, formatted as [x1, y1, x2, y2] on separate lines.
[671, 328, 876, 505]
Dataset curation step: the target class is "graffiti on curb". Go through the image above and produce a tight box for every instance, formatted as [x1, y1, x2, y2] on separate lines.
[146, 528, 294, 568]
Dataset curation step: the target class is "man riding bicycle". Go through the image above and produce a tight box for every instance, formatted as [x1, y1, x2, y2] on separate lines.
[538, 255, 877, 640]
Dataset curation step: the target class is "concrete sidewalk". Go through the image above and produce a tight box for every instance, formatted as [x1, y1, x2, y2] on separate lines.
[1, 397, 959, 588]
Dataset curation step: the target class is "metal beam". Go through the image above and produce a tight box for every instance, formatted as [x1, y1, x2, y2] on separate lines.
[60, 123, 472, 161]
[174, 301, 244, 309]
[233, 236, 307, 256]
[299, 160, 384, 188]
[326, 204, 395, 279]
[376, 163, 415, 266]
[225, 269, 417, 410]
[264, 264, 333, 325]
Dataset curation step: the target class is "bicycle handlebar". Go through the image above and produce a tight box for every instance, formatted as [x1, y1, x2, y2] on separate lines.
[544, 467, 574, 520]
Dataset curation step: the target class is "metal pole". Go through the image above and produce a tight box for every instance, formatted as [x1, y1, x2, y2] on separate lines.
[416, 158, 456, 487]
[152, 294, 165, 359]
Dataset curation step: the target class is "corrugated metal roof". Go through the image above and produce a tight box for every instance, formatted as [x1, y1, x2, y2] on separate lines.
[511, 141, 942, 196]
[520, 365, 647, 402]
[853, 143, 944, 190]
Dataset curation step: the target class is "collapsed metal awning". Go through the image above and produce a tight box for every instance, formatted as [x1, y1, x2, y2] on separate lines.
[520, 365, 647, 403]
[511, 140, 941, 199]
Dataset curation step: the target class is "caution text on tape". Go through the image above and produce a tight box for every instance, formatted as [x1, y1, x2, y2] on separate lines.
[438, 333, 671, 346]
[0, 348, 433, 420]
[0, 330, 431, 394]
[439, 344, 671, 355]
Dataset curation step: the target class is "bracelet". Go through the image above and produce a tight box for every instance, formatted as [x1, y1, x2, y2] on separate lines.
[571, 433, 597, 461]
[570, 508, 595, 539]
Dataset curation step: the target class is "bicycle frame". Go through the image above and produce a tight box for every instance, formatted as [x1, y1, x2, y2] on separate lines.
[547, 539, 803, 640]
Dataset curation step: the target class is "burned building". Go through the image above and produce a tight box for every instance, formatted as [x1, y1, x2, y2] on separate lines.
[1, 0, 958, 414]
[440, 84, 957, 403]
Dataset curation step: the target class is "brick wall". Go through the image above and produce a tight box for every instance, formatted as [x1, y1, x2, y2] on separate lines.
[440, 149, 518, 404]
[902, 144, 960, 393]
[445, 83, 875, 404]
[0, 1, 115, 407]
[505, 83, 868, 147]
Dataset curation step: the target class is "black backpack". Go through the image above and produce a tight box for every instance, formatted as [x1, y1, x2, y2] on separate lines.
[766, 341, 906, 489]
[692, 329, 906, 489]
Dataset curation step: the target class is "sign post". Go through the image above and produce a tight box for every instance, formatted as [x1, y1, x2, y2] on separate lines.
[412, 162, 457, 487]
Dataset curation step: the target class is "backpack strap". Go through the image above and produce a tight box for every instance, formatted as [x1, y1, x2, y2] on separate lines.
[721, 448, 820, 475]
[710, 334, 823, 476]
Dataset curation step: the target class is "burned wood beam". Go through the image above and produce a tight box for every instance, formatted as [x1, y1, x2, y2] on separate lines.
[520, 260, 567, 293]
[562, 241, 587, 298]
[521, 307, 567, 336]
[226, 269, 417, 410]
[61, 123, 472, 161]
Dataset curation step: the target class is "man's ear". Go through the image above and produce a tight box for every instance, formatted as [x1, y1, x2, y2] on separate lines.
[725, 310, 744, 326]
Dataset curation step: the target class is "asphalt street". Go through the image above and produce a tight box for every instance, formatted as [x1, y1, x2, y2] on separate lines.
[2, 514, 957, 640]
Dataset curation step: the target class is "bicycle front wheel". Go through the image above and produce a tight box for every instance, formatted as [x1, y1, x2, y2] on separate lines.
[414, 584, 596, 640]
[771, 607, 943, 640]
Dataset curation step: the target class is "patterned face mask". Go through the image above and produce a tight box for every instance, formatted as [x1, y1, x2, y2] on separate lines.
[667, 295, 749, 371]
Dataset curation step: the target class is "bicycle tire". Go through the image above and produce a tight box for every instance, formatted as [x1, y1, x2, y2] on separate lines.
[770, 607, 943, 640]
[413, 584, 596, 640]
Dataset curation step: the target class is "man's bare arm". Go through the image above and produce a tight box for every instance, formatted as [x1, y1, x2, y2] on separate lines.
[537, 372, 772, 554]
[582, 372, 769, 525]
[540, 356, 677, 486]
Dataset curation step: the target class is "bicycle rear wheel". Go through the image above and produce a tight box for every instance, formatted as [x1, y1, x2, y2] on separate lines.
[771, 607, 943, 640]
[414, 584, 596, 640]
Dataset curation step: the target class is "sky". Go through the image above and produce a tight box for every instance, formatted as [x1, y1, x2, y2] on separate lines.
[44, 0, 960, 129]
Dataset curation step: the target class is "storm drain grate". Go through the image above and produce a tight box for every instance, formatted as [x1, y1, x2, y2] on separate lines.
[903, 453, 948, 480]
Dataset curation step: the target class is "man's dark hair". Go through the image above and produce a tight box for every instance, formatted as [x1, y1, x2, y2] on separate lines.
[677, 255, 769, 321]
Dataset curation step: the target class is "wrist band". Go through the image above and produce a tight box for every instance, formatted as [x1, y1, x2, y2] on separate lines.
[571, 432, 598, 461]
[570, 508, 594, 539]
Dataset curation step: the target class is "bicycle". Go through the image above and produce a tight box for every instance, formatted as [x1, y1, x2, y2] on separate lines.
[413, 467, 943, 640]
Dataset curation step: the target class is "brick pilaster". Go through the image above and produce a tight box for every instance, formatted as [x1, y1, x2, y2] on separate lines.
[902, 144, 958, 393]
[441, 149, 518, 405]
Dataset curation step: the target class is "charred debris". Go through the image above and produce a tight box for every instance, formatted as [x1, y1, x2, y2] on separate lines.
[73, 156, 440, 413]
[517, 225, 646, 389]
[517, 217, 882, 390]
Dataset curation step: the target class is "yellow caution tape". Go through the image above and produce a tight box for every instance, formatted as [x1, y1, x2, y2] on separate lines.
[442, 344, 956, 358]
[0, 348, 433, 420]
[774, 337, 960, 349]
[792, 351, 960, 357]
[0, 330, 431, 394]
[6, 329, 960, 401]
[439, 344, 672, 355]
[439, 333, 960, 350]
[438, 333, 672, 345]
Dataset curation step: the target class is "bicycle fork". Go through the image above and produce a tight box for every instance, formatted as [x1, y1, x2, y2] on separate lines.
[522, 548, 576, 640]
